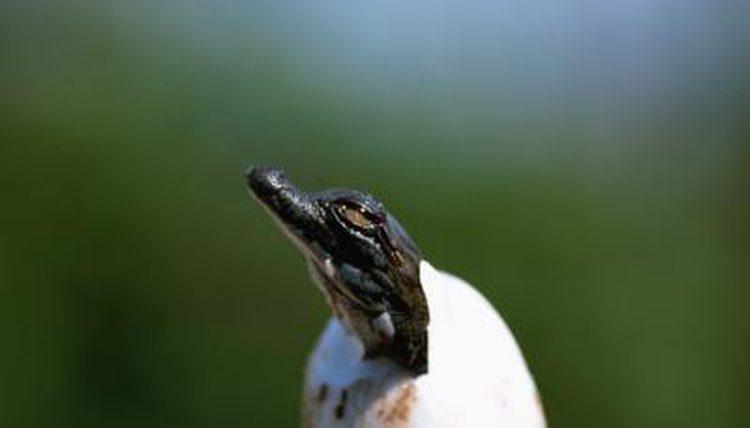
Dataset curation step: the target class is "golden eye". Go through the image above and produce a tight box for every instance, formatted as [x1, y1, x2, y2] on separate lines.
[339, 205, 374, 229]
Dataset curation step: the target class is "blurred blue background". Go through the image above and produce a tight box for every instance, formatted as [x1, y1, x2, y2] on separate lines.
[1, 1, 748, 426]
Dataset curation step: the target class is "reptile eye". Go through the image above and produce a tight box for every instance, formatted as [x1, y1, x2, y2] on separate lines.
[338, 204, 375, 230]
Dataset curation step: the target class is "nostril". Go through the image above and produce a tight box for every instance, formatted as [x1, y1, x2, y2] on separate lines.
[245, 165, 287, 197]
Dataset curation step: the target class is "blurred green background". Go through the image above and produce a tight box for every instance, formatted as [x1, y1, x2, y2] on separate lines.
[1, 1, 749, 427]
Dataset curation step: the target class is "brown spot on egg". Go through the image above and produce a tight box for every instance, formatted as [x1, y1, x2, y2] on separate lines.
[383, 383, 416, 424]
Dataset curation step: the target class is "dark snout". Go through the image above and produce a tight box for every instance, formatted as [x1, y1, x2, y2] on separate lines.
[244, 165, 322, 233]
[245, 166, 291, 201]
